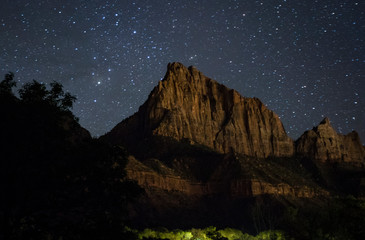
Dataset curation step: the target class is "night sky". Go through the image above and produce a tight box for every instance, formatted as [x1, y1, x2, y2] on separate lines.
[1, 0, 364, 143]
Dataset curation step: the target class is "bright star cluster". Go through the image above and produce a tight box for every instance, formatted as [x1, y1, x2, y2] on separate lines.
[1, 0, 364, 143]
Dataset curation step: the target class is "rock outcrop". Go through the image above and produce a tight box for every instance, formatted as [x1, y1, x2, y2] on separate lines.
[105, 62, 294, 158]
[296, 117, 365, 166]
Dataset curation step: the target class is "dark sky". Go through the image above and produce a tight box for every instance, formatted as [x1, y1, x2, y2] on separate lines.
[1, 0, 364, 143]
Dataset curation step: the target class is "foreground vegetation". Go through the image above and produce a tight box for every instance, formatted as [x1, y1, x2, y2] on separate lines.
[130, 195, 365, 240]
[134, 227, 285, 240]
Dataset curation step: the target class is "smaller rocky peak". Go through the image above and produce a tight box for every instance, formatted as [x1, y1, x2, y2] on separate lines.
[296, 118, 365, 165]
[314, 117, 336, 134]
[319, 117, 331, 126]
[300, 118, 335, 140]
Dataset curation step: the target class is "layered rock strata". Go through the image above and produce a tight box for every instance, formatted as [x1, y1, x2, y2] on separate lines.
[126, 157, 327, 198]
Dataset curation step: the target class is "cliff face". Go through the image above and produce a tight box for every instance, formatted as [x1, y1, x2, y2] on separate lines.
[296, 118, 365, 166]
[125, 156, 326, 198]
[105, 62, 294, 158]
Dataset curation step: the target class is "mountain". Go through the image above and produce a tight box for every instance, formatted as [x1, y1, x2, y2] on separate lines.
[104, 62, 294, 158]
[296, 117, 365, 196]
[101, 62, 365, 233]
[296, 117, 365, 166]
[103, 62, 364, 171]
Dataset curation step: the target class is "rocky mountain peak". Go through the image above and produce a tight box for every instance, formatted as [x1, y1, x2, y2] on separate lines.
[104, 62, 294, 158]
[296, 118, 365, 166]
[314, 117, 337, 135]
[160, 62, 200, 86]
[166, 61, 189, 73]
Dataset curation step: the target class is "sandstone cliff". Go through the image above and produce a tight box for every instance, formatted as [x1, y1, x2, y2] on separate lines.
[296, 117, 365, 166]
[125, 156, 327, 198]
[105, 62, 294, 158]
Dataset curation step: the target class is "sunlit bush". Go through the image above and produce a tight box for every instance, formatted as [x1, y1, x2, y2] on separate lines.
[136, 227, 285, 240]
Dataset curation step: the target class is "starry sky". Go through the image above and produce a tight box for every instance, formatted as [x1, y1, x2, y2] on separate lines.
[1, 0, 364, 143]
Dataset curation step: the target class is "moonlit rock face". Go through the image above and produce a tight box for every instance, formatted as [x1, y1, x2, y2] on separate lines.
[296, 117, 365, 165]
[106, 62, 294, 158]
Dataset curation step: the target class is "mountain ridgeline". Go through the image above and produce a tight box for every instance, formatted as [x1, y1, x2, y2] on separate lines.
[104, 62, 364, 164]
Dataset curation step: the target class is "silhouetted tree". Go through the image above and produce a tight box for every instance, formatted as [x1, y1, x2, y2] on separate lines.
[0, 72, 16, 95]
[0, 73, 140, 240]
[18, 79, 76, 111]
